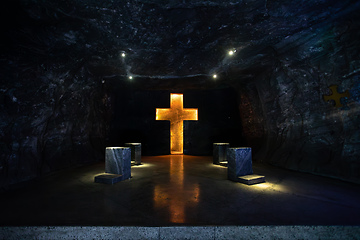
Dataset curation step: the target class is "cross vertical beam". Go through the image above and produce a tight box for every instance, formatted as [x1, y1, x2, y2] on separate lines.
[156, 93, 198, 154]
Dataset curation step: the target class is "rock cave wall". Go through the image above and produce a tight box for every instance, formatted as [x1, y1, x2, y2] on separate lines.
[0, 1, 113, 189]
[235, 7, 360, 182]
[1, 0, 360, 189]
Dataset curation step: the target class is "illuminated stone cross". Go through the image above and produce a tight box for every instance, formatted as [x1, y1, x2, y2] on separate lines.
[156, 93, 198, 154]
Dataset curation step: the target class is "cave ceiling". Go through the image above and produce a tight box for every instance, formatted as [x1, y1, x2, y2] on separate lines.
[3, 0, 358, 90]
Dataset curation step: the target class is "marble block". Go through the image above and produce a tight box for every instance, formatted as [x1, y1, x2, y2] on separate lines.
[237, 174, 265, 185]
[105, 147, 131, 180]
[94, 174, 124, 184]
[213, 143, 230, 165]
[125, 143, 142, 165]
[227, 147, 253, 182]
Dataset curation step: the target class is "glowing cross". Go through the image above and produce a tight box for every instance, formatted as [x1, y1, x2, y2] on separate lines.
[156, 93, 198, 154]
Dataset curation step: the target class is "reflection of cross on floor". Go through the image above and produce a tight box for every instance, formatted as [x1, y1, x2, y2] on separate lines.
[323, 85, 350, 108]
[153, 155, 199, 223]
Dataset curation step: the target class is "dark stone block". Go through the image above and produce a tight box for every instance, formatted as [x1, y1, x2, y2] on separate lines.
[105, 147, 131, 180]
[125, 143, 142, 165]
[227, 147, 253, 182]
[213, 143, 230, 165]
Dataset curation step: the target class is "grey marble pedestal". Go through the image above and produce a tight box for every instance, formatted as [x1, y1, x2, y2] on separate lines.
[213, 143, 230, 165]
[95, 147, 131, 184]
[125, 143, 142, 165]
[227, 147, 265, 185]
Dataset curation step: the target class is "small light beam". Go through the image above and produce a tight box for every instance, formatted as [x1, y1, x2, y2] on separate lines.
[213, 74, 217, 79]
[128, 75, 133, 80]
[121, 52, 126, 57]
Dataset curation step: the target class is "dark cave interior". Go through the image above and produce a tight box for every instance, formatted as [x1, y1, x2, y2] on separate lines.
[1, 0, 360, 190]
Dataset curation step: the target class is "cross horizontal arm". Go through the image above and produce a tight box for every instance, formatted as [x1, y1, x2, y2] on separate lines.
[181, 108, 198, 121]
[156, 108, 172, 120]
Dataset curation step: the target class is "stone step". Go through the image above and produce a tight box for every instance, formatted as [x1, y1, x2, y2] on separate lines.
[237, 174, 265, 185]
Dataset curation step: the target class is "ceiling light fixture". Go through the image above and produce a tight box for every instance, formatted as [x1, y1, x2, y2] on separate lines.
[228, 49, 236, 56]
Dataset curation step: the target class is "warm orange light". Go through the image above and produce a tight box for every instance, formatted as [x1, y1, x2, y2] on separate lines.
[156, 93, 198, 154]
[153, 155, 199, 223]
[169, 155, 185, 223]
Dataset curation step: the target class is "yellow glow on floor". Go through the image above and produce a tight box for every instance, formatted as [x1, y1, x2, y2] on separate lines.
[252, 182, 272, 189]
[156, 93, 198, 154]
[170, 155, 184, 185]
[247, 182, 290, 194]
[153, 155, 200, 223]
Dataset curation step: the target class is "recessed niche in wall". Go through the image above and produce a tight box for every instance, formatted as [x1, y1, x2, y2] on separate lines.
[108, 86, 243, 155]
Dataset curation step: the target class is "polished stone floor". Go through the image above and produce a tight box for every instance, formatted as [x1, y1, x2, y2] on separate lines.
[1, 155, 360, 226]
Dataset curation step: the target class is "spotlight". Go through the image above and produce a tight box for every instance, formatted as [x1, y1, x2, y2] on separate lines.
[228, 49, 236, 56]
[128, 75, 133, 80]
[121, 52, 126, 57]
[213, 74, 217, 79]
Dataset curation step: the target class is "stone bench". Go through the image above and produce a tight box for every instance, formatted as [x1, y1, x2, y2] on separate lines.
[95, 147, 131, 184]
[227, 147, 265, 185]
[213, 143, 230, 165]
[125, 143, 142, 165]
